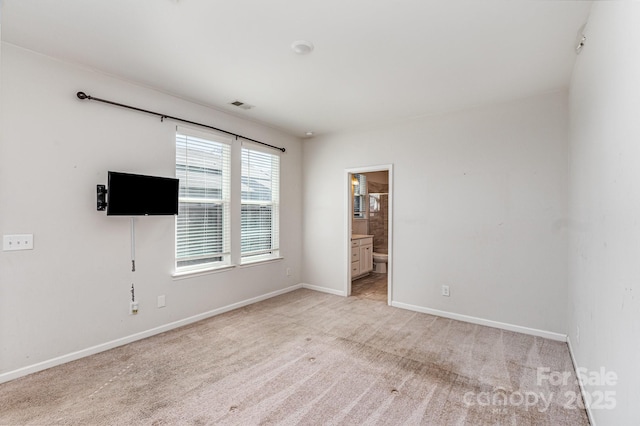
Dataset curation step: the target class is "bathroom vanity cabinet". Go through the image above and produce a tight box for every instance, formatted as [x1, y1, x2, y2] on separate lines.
[351, 235, 373, 279]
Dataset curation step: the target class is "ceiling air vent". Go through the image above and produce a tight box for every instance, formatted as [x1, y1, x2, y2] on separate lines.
[229, 100, 254, 110]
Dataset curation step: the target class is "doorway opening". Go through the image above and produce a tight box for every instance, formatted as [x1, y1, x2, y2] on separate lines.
[346, 165, 393, 305]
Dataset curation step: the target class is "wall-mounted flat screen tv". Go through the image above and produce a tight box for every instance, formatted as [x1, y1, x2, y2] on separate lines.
[106, 171, 178, 216]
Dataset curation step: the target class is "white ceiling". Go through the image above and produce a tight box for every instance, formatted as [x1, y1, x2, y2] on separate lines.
[2, 0, 592, 138]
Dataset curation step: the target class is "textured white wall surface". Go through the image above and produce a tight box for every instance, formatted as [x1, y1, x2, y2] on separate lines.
[568, 2, 640, 424]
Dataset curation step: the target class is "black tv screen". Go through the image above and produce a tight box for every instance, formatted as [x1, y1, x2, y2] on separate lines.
[107, 171, 178, 216]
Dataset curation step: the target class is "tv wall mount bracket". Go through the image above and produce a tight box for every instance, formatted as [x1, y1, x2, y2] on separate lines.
[97, 185, 107, 211]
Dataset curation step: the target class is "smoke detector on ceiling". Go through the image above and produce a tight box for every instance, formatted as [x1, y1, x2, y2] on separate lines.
[291, 40, 314, 55]
[230, 100, 254, 110]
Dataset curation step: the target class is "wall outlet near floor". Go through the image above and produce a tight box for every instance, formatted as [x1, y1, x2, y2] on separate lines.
[442, 285, 450, 297]
[130, 301, 139, 315]
[576, 325, 580, 344]
[157, 295, 166, 308]
[286, 267, 292, 277]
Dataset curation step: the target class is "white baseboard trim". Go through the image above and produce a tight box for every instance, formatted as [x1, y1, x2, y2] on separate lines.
[301, 283, 346, 297]
[566, 336, 596, 426]
[391, 301, 567, 342]
[0, 284, 304, 384]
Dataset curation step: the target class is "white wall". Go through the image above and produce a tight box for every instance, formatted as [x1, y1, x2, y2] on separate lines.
[0, 44, 302, 377]
[568, 2, 640, 424]
[303, 91, 568, 334]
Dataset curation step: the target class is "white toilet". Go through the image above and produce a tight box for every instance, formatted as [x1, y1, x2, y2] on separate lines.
[372, 252, 388, 274]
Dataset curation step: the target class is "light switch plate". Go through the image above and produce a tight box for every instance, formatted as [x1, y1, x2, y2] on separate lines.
[3, 234, 34, 251]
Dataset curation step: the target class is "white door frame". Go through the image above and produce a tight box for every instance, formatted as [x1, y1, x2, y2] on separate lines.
[345, 164, 393, 305]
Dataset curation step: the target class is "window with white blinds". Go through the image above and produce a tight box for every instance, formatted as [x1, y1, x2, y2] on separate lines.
[353, 173, 367, 218]
[241, 146, 280, 261]
[176, 130, 231, 271]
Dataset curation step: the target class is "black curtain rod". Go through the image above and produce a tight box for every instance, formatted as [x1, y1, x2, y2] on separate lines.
[76, 91, 286, 153]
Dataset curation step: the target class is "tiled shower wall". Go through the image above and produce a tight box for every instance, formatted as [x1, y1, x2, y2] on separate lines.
[368, 181, 388, 254]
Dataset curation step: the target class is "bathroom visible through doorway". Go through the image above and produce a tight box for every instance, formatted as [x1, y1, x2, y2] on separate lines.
[345, 165, 393, 305]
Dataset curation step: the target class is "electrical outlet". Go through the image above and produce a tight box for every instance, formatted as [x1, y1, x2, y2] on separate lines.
[576, 325, 580, 344]
[130, 301, 139, 315]
[442, 285, 450, 297]
[157, 295, 166, 308]
[286, 267, 292, 277]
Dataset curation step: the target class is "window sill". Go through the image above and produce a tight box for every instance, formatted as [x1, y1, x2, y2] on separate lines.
[172, 264, 235, 280]
[239, 256, 283, 268]
[172, 257, 283, 280]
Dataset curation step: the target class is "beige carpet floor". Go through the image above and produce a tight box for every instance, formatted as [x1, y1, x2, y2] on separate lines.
[0, 288, 589, 425]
